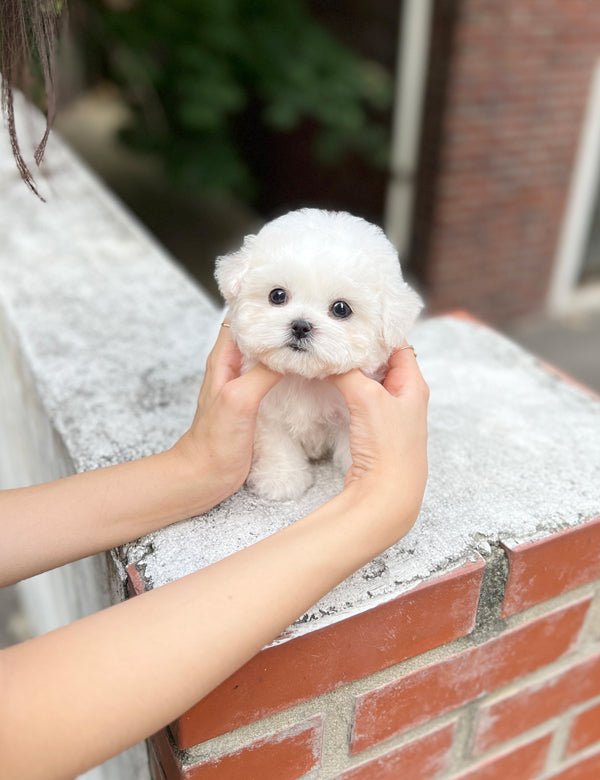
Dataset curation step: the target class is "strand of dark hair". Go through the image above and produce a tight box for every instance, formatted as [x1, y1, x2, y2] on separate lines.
[1, 0, 65, 199]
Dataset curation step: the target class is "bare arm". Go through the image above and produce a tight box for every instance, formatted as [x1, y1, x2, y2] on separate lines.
[0, 327, 282, 586]
[0, 344, 428, 780]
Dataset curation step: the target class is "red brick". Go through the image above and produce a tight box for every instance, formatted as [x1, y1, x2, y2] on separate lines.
[547, 748, 600, 780]
[152, 729, 184, 780]
[447, 310, 488, 327]
[473, 651, 600, 755]
[453, 733, 551, 780]
[351, 597, 590, 754]
[537, 362, 600, 402]
[153, 716, 322, 780]
[126, 563, 146, 597]
[336, 721, 456, 780]
[149, 742, 168, 780]
[567, 700, 600, 755]
[172, 558, 484, 749]
[501, 517, 600, 616]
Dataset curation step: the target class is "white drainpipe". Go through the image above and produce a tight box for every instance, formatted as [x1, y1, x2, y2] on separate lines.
[384, 0, 434, 261]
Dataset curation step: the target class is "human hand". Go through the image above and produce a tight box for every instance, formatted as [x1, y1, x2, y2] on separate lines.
[172, 323, 282, 507]
[328, 346, 429, 540]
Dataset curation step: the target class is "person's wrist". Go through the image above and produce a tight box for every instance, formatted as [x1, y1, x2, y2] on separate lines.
[168, 434, 237, 516]
[339, 474, 422, 548]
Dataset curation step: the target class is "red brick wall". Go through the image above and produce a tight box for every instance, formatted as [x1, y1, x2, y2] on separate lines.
[413, 0, 600, 323]
[135, 515, 600, 780]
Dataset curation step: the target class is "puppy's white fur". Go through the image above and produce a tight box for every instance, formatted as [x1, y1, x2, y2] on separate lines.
[216, 208, 422, 500]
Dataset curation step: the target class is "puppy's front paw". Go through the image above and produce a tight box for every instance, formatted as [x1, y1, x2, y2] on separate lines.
[246, 463, 313, 501]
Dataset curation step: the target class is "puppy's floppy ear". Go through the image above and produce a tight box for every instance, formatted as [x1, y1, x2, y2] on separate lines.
[215, 235, 255, 302]
[381, 277, 423, 350]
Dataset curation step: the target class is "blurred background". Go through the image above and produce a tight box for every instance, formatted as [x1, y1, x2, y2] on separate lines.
[46, 0, 600, 383]
[52, 1, 600, 368]
[2, 0, 600, 645]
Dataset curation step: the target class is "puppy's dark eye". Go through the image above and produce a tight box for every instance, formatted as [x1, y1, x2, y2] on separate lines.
[331, 300, 352, 319]
[269, 288, 288, 305]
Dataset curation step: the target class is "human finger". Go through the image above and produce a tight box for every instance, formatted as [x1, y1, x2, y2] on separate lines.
[204, 320, 244, 391]
[223, 362, 283, 414]
[384, 344, 428, 400]
[327, 369, 384, 407]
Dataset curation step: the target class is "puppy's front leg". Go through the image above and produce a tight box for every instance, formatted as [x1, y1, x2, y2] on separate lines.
[333, 428, 352, 476]
[247, 418, 313, 501]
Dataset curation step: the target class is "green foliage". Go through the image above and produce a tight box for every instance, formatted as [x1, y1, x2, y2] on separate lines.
[86, 0, 393, 198]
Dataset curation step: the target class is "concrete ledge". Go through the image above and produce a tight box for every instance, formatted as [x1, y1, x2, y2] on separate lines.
[2, 103, 600, 628]
[126, 314, 600, 637]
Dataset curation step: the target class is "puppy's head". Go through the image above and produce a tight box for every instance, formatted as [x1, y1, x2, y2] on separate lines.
[215, 209, 422, 379]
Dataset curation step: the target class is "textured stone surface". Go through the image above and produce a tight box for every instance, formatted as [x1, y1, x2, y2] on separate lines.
[2, 98, 600, 647]
[0, 100, 218, 479]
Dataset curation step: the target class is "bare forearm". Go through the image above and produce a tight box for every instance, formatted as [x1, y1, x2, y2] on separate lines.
[0, 448, 226, 586]
[0, 486, 410, 780]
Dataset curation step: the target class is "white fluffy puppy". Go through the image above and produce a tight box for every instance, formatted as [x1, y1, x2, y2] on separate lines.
[215, 208, 422, 500]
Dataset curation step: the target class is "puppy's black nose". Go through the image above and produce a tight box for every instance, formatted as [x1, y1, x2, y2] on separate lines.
[291, 319, 313, 340]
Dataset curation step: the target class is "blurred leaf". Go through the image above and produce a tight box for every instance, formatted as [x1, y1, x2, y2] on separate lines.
[78, 0, 392, 199]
